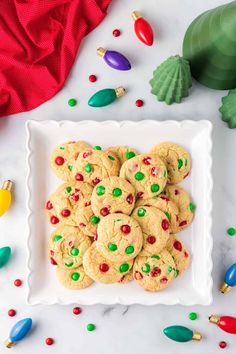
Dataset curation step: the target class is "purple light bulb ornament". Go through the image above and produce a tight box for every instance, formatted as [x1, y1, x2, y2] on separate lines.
[97, 47, 131, 71]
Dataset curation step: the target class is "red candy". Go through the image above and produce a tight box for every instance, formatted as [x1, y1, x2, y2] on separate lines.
[89, 74, 97, 82]
[184, 251, 189, 258]
[126, 194, 134, 204]
[174, 189, 180, 195]
[147, 235, 156, 244]
[173, 240, 182, 252]
[160, 277, 168, 284]
[84, 201, 91, 207]
[184, 172, 189, 179]
[135, 99, 144, 107]
[14, 279, 22, 287]
[134, 271, 143, 280]
[71, 194, 79, 202]
[55, 156, 64, 166]
[50, 215, 59, 224]
[137, 191, 144, 198]
[179, 220, 187, 227]
[112, 28, 121, 37]
[45, 338, 54, 346]
[61, 208, 71, 217]
[219, 341, 227, 349]
[121, 224, 131, 234]
[100, 207, 109, 216]
[142, 157, 151, 165]
[94, 233, 98, 241]
[83, 151, 92, 158]
[160, 196, 170, 202]
[150, 267, 161, 277]
[92, 177, 101, 186]
[151, 167, 159, 176]
[73, 307, 81, 315]
[8, 309, 16, 317]
[99, 263, 109, 272]
[161, 219, 170, 231]
[75, 173, 84, 181]
[50, 257, 57, 265]
[46, 200, 53, 210]
[50, 250, 54, 256]
[79, 222, 86, 228]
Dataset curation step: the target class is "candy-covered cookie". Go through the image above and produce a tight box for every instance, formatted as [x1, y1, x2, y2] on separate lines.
[162, 185, 195, 232]
[106, 146, 139, 164]
[133, 250, 176, 292]
[56, 264, 93, 289]
[166, 235, 191, 276]
[131, 206, 170, 256]
[120, 154, 167, 199]
[96, 213, 143, 262]
[48, 226, 91, 268]
[135, 195, 179, 233]
[150, 142, 191, 184]
[51, 141, 91, 181]
[72, 148, 120, 186]
[83, 243, 133, 284]
[91, 177, 135, 217]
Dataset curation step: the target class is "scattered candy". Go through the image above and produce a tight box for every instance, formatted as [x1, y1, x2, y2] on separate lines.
[209, 315, 236, 334]
[219, 341, 227, 349]
[8, 309, 16, 317]
[87, 323, 96, 332]
[112, 29, 121, 37]
[227, 227, 236, 236]
[97, 47, 131, 71]
[132, 11, 154, 46]
[4, 318, 32, 348]
[88, 87, 125, 108]
[73, 307, 81, 315]
[188, 312, 197, 321]
[14, 279, 22, 287]
[220, 262, 236, 293]
[135, 99, 144, 107]
[89, 74, 97, 83]
[0, 180, 13, 217]
[68, 98, 77, 107]
[45, 338, 54, 346]
[163, 325, 202, 342]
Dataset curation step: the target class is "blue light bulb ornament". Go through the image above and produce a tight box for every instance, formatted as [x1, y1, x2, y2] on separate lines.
[221, 262, 236, 294]
[97, 47, 131, 71]
[5, 318, 33, 348]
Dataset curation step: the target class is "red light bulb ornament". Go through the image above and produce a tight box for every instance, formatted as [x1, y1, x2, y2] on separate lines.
[97, 48, 131, 71]
[132, 11, 154, 46]
[220, 262, 236, 293]
[209, 315, 236, 334]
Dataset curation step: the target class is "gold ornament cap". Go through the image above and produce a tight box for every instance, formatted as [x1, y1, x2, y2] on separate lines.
[132, 11, 141, 21]
[192, 331, 202, 341]
[97, 47, 107, 58]
[220, 282, 232, 294]
[2, 180, 13, 192]
[115, 87, 126, 98]
[4, 339, 16, 348]
[209, 315, 220, 325]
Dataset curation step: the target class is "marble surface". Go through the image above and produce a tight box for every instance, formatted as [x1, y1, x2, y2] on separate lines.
[0, 0, 236, 353]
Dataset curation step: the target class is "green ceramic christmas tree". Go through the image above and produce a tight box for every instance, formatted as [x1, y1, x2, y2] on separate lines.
[219, 90, 236, 128]
[149, 55, 192, 105]
[183, 1, 236, 90]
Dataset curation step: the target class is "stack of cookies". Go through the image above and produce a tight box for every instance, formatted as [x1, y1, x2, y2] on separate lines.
[46, 142, 194, 292]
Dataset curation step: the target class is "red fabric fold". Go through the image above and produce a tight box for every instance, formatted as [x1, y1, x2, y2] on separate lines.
[0, 0, 112, 117]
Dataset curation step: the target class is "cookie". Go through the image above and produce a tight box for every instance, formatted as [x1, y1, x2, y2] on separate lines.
[118, 271, 133, 284]
[162, 185, 195, 232]
[135, 195, 179, 234]
[72, 148, 120, 186]
[56, 264, 93, 289]
[120, 154, 167, 199]
[91, 177, 135, 217]
[150, 142, 191, 184]
[166, 235, 191, 275]
[133, 250, 176, 292]
[96, 213, 143, 262]
[48, 226, 91, 269]
[106, 146, 139, 164]
[131, 206, 170, 256]
[51, 141, 91, 181]
[83, 243, 133, 284]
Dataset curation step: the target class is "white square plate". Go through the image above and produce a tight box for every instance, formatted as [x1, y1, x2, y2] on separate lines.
[26, 120, 213, 305]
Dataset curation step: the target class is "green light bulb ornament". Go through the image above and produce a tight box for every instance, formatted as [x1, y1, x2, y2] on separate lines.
[88, 87, 125, 107]
[0, 246, 11, 268]
[163, 325, 202, 343]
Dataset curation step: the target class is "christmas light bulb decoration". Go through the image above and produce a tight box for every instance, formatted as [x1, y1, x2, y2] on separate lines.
[132, 11, 154, 46]
[221, 262, 236, 293]
[5, 318, 33, 348]
[0, 180, 13, 216]
[209, 315, 236, 334]
[0, 246, 11, 268]
[97, 48, 131, 71]
[88, 87, 125, 107]
[163, 325, 202, 343]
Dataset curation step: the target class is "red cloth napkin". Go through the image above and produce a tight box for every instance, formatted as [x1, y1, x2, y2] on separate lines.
[0, 0, 111, 117]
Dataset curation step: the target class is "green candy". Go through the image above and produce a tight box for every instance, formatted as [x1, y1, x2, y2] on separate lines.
[60, 146, 65, 150]
[135, 172, 145, 181]
[189, 202, 196, 212]
[66, 186, 72, 193]
[53, 235, 63, 242]
[87, 323, 95, 332]
[68, 98, 77, 107]
[178, 159, 183, 169]
[65, 262, 74, 267]
[137, 208, 146, 217]
[119, 263, 129, 273]
[185, 159, 188, 166]
[68, 165, 73, 171]
[71, 272, 80, 281]
[151, 255, 160, 260]
[85, 163, 92, 173]
[96, 186, 105, 196]
[108, 243, 117, 251]
[227, 227, 236, 236]
[112, 188, 122, 197]
[93, 145, 102, 150]
[126, 151, 136, 159]
[141, 263, 150, 273]
[174, 269, 179, 278]
[70, 248, 79, 256]
[108, 155, 115, 160]
[91, 215, 100, 225]
[125, 245, 134, 254]
[151, 184, 159, 193]
[167, 266, 173, 273]
[188, 312, 197, 321]
[165, 212, 171, 221]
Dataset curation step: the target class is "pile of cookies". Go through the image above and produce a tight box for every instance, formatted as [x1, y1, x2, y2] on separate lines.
[46, 142, 194, 292]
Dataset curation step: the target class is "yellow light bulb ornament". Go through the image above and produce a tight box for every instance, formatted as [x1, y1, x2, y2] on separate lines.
[0, 180, 13, 216]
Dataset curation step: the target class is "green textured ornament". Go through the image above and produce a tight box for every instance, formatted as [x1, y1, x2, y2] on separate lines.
[88, 87, 125, 107]
[0, 246, 11, 268]
[183, 1, 236, 90]
[219, 89, 236, 128]
[163, 325, 202, 343]
[149, 55, 192, 105]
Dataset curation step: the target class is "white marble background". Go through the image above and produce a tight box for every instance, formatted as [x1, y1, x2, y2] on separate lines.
[0, 0, 236, 353]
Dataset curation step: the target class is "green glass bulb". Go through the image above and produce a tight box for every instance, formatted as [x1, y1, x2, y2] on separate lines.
[88, 87, 125, 107]
[163, 325, 201, 342]
[0, 246, 11, 268]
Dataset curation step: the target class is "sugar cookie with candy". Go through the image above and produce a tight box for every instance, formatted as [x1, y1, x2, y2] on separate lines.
[51, 141, 91, 182]
[72, 147, 120, 186]
[106, 146, 139, 164]
[56, 264, 93, 289]
[131, 206, 170, 256]
[48, 226, 91, 268]
[150, 142, 191, 184]
[133, 250, 176, 292]
[166, 235, 191, 275]
[118, 270, 133, 284]
[120, 154, 167, 199]
[96, 213, 143, 262]
[162, 185, 195, 232]
[91, 177, 135, 217]
[83, 243, 133, 284]
[135, 195, 179, 233]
